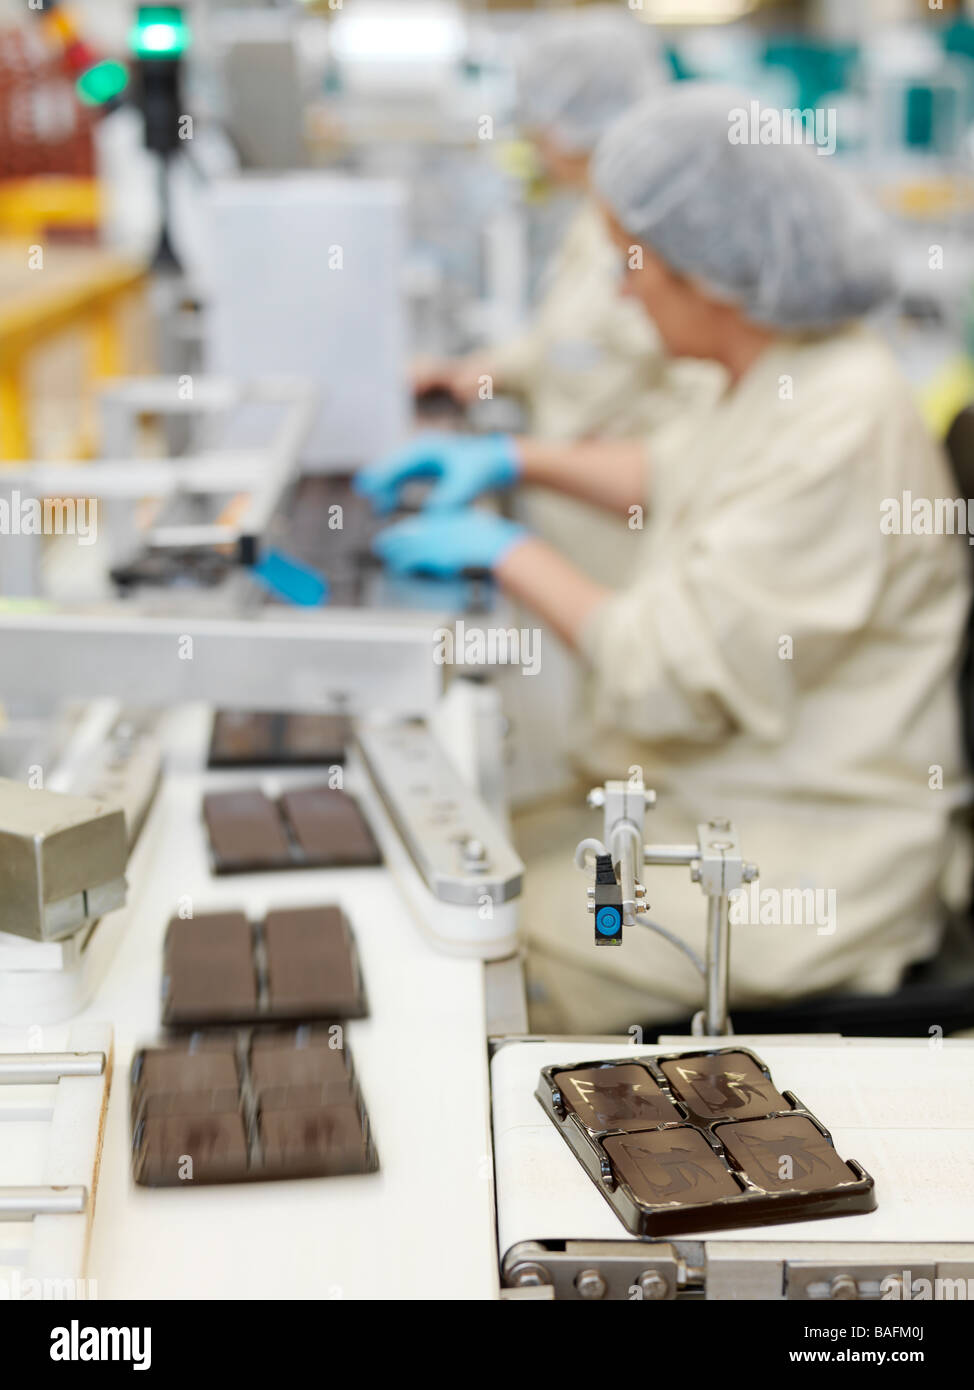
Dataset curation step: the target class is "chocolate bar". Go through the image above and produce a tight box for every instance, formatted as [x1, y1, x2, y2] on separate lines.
[717, 1116, 857, 1193]
[208, 712, 278, 765]
[131, 1030, 378, 1187]
[258, 1103, 369, 1176]
[202, 789, 293, 873]
[536, 1046, 876, 1238]
[208, 711, 350, 768]
[138, 1111, 250, 1186]
[659, 1050, 789, 1122]
[135, 1046, 239, 1102]
[263, 907, 362, 1017]
[162, 906, 367, 1027]
[201, 785, 381, 875]
[163, 914, 258, 1025]
[279, 786, 381, 867]
[555, 1064, 681, 1132]
[603, 1128, 741, 1207]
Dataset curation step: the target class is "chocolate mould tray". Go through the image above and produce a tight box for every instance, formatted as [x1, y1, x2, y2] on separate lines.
[161, 905, 369, 1028]
[130, 1026, 379, 1187]
[536, 1046, 876, 1238]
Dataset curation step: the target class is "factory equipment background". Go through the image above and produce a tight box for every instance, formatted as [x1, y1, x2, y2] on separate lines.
[0, 0, 971, 1356]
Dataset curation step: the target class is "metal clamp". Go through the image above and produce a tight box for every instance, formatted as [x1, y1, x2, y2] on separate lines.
[578, 781, 758, 1036]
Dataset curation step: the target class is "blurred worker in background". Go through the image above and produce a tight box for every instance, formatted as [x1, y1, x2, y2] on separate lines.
[411, 9, 722, 589]
[359, 85, 971, 1034]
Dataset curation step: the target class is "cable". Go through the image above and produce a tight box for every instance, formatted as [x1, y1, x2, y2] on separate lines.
[634, 912, 706, 978]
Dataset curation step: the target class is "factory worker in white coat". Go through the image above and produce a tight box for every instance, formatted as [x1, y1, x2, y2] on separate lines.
[412, 13, 722, 589]
[362, 86, 971, 1033]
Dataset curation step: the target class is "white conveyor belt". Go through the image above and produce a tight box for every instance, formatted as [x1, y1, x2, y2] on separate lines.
[492, 1036, 974, 1263]
[65, 704, 497, 1300]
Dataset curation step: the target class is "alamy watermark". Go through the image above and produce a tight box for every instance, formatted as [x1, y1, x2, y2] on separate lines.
[728, 100, 837, 157]
[0, 491, 97, 545]
[433, 621, 542, 676]
[729, 883, 837, 936]
[0, 1272, 97, 1301]
[881, 492, 974, 544]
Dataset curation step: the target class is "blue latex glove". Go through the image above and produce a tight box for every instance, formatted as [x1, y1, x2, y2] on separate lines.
[354, 432, 520, 514]
[373, 510, 529, 578]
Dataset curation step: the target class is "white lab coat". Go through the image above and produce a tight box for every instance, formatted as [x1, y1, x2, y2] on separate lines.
[492, 198, 724, 588]
[517, 326, 971, 1034]
[493, 198, 724, 806]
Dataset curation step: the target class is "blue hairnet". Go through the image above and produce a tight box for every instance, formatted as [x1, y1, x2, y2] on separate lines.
[592, 85, 895, 330]
[518, 13, 667, 156]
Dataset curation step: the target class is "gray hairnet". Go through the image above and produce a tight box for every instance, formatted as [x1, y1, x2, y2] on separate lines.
[592, 85, 895, 330]
[518, 13, 667, 156]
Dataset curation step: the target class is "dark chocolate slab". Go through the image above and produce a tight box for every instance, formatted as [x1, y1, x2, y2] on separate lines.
[279, 786, 380, 867]
[209, 711, 349, 768]
[163, 915, 258, 1025]
[603, 1128, 741, 1207]
[208, 712, 278, 765]
[258, 1104, 370, 1175]
[280, 714, 349, 762]
[140, 1088, 242, 1119]
[136, 1047, 239, 1096]
[717, 1116, 857, 1193]
[263, 906, 362, 1017]
[161, 906, 366, 1027]
[137, 1111, 250, 1185]
[202, 789, 294, 873]
[249, 1036, 351, 1094]
[659, 1051, 789, 1122]
[131, 1030, 378, 1187]
[556, 1064, 681, 1132]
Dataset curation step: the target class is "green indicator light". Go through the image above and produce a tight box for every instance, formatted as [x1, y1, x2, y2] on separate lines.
[76, 59, 130, 107]
[130, 7, 190, 59]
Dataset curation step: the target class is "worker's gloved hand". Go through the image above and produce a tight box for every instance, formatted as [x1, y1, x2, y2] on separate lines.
[354, 433, 521, 514]
[373, 510, 529, 578]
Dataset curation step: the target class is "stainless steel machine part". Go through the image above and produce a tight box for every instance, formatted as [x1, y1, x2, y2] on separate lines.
[0, 780, 127, 942]
[579, 782, 758, 1035]
[356, 720, 524, 908]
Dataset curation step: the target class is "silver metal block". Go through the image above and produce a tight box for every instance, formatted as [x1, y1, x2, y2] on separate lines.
[0, 780, 128, 942]
[357, 721, 523, 907]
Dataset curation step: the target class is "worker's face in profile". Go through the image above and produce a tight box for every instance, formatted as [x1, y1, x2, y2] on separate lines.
[531, 130, 590, 190]
[601, 206, 722, 360]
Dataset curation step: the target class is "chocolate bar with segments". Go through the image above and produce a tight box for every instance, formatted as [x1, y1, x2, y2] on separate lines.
[258, 1103, 370, 1176]
[279, 786, 381, 867]
[163, 914, 258, 1025]
[201, 785, 381, 875]
[208, 711, 350, 768]
[138, 1111, 250, 1186]
[131, 1031, 378, 1187]
[263, 906, 363, 1018]
[202, 789, 293, 873]
[162, 906, 367, 1027]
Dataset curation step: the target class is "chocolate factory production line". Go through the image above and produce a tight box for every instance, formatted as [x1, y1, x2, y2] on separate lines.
[27, 700, 519, 1300]
[2, 632, 973, 1298]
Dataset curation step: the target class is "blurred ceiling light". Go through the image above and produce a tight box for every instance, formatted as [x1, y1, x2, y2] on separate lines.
[130, 7, 191, 59]
[632, 0, 759, 24]
[329, 2, 465, 64]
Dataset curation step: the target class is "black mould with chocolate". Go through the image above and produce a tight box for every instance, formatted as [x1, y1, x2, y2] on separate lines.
[537, 1046, 875, 1238]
